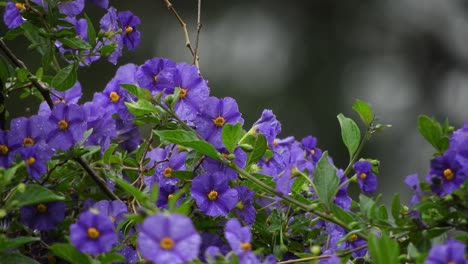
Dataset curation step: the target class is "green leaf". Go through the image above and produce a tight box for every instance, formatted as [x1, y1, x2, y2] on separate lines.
[51, 64, 77, 91]
[99, 44, 116, 56]
[171, 170, 195, 181]
[111, 175, 148, 206]
[337, 114, 361, 158]
[49, 243, 93, 264]
[6, 184, 65, 209]
[3, 26, 24, 40]
[312, 151, 339, 208]
[368, 232, 399, 264]
[125, 100, 161, 117]
[154, 130, 220, 160]
[16, 68, 29, 82]
[417, 115, 449, 153]
[391, 193, 401, 222]
[97, 252, 126, 264]
[103, 144, 119, 164]
[35, 67, 44, 80]
[0, 236, 40, 251]
[246, 134, 267, 167]
[84, 14, 97, 47]
[330, 204, 355, 224]
[59, 37, 92, 50]
[120, 83, 153, 101]
[352, 99, 374, 126]
[359, 193, 375, 218]
[221, 123, 244, 153]
[0, 252, 39, 264]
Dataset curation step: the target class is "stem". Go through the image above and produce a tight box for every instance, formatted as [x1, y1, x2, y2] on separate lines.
[343, 127, 373, 176]
[193, 0, 202, 66]
[277, 243, 368, 264]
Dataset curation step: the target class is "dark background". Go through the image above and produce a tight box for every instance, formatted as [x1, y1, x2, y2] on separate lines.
[3, 0, 468, 204]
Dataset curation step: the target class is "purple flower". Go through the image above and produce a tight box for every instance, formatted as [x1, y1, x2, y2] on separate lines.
[172, 63, 210, 122]
[335, 169, 352, 210]
[202, 147, 246, 181]
[20, 143, 54, 180]
[116, 246, 138, 264]
[137, 213, 201, 264]
[251, 109, 282, 148]
[3, 2, 25, 29]
[58, 0, 85, 17]
[405, 173, 424, 207]
[9, 115, 48, 151]
[0, 130, 17, 168]
[87, 0, 108, 9]
[20, 201, 66, 231]
[100, 7, 123, 64]
[233, 186, 256, 225]
[118, 11, 141, 51]
[190, 172, 238, 217]
[38, 81, 82, 116]
[156, 183, 182, 209]
[46, 103, 87, 151]
[91, 200, 128, 226]
[196, 97, 244, 148]
[301, 135, 323, 165]
[323, 223, 367, 258]
[70, 210, 117, 256]
[224, 218, 253, 255]
[135, 57, 177, 93]
[83, 102, 117, 152]
[426, 150, 467, 196]
[199, 233, 230, 261]
[156, 149, 187, 186]
[353, 161, 378, 194]
[425, 239, 467, 264]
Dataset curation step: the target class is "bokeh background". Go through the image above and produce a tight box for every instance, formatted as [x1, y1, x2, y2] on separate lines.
[3, 0, 468, 204]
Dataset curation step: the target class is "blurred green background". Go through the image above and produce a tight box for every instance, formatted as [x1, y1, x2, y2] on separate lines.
[2, 0, 468, 204]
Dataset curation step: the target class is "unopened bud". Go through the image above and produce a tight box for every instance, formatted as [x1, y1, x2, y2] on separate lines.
[17, 183, 26, 193]
[239, 144, 254, 152]
[0, 209, 6, 218]
[349, 222, 360, 229]
[310, 245, 321, 255]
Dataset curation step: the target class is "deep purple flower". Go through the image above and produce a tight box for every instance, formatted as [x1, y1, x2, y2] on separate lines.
[196, 97, 244, 148]
[135, 57, 177, 93]
[405, 173, 424, 207]
[233, 186, 256, 225]
[143, 147, 167, 188]
[301, 135, 323, 165]
[91, 200, 128, 226]
[156, 183, 182, 209]
[118, 11, 141, 51]
[425, 239, 467, 264]
[199, 232, 231, 261]
[58, 0, 85, 17]
[353, 161, 378, 194]
[87, 0, 108, 9]
[323, 223, 367, 258]
[335, 169, 352, 210]
[172, 63, 210, 122]
[83, 102, 117, 152]
[46, 103, 87, 151]
[0, 130, 17, 168]
[116, 246, 138, 264]
[202, 147, 246, 181]
[9, 115, 48, 151]
[156, 149, 187, 186]
[38, 81, 82, 116]
[20, 143, 54, 180]
[70, 210, 117, 256]
[251, 109, 282, 148]
[426, 150, 467, 196]
[137, 213, 201, 264]
[100, 7, 123, 64]
[205, 246, 222, 261]
[190, 172, 238, 217]
[224, 218, 253, 255]
[115, 117, 140, 152]
[3, 2, 25, 29]
[20, 201, 66, 231]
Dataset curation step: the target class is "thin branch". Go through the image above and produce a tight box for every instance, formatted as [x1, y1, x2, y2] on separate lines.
[193, 0, 202, 66]
[277, 244, 368, 264]
[75, 157, 121, 201]
[0, 38, 54, 108]
[162, 0, 200, 68]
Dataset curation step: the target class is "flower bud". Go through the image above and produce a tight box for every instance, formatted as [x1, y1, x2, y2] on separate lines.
[239, 144, 254, 152]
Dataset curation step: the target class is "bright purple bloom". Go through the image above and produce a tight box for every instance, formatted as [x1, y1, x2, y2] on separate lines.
[9, 115, 48, 151]
[135, 57, 177, 93]
[20, 143, 54, 180]
[87, 0, 108, 9]
[353, 161, 378, 194]
[202, 147, 246, 181]
[301, 135, 323, 165]
[46, 103, 87, 151]
[156, 149, 187, 186]
[100, 7, 123, 64]
[137, 213, 201, 264]
[199, 233, 230, 261]
[3, 2, 25, 29]
[205, 246, 222, 261]
[70, 211, 117, 256]
[143, 147, 167, 189]
[224, 218, 253, 255]
[196, 97, 244, 148]
[118, 11, 141, 51]
[20, 201, 66, 231]
[425, 239, 467, 264]
[335, 169, 352, 210]
[251, 109, 282, 148]
[156, 183, 182, 209]
[116, 246, 138, 264]
[233, 186, 256, 225]
[190, 172, 238, 217]
[0, 130, 17, 168]
[58, 0, 85, 17]
[83, 102, 117, 152]
[91, 200, 128, 226]
[172, 63, 210, 122]
[426, 150, 467, 196]
[323, 223, 367, 258]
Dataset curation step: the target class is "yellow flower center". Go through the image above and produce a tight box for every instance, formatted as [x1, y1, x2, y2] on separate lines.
[36, 203, 47, 213]
[0, 144, 9, 155]
[16, 3, 26, 10]
[273, 139, 278, 147]
[87, 227, 100, 239]
[240, 242, 252, 251]
[163, 167, 172, 178]
[207, 190, 218, 201]
[26, 157, 36, 165]
[23, 137, 35, 147]
[167, 194, 174, 200]
[125, 26, 134, 34]
[58, 120, 69, 130]
[109, 91, 120, 102]
[310, 149, 315, 155]
[160, 237, 175, 250]
[236, 201, 244, 210]
[348, 234, 358, 242]
[359, 173, 367, 180]
[179, 88, 187, 99]
[443, 168, 454, 181]
[153, 75, 158, 83]
[213, 116, 225, 127]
